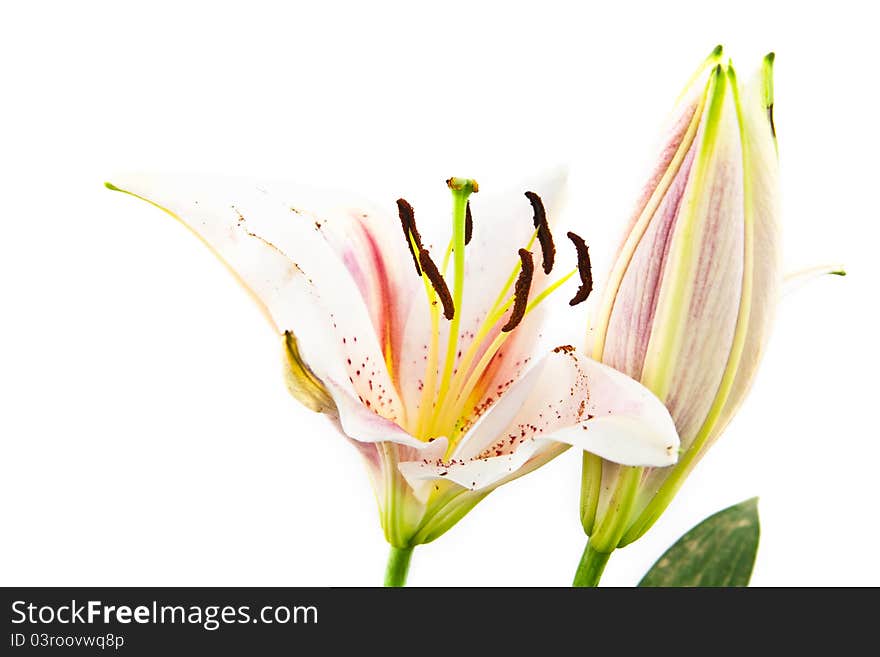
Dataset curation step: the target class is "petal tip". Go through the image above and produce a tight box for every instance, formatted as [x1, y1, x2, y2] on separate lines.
[762, 52, 776, 108]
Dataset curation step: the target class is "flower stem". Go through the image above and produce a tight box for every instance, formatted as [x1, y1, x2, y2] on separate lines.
[572, 541, 612, 587]
[384, 545, 414, 587]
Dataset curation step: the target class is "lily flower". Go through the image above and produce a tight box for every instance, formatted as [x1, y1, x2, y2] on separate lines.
[107, 171, 680, 585]
[573, 47, 842, 585]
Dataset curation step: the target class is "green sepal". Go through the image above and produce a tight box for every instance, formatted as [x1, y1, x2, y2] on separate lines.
[282, 331, 336, 414]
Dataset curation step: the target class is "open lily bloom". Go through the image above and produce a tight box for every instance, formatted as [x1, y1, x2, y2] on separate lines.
[107, 171, 679, 581]
[577, 47, 841, 576]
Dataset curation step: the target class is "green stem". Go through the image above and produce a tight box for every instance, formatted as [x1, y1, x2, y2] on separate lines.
[572, 541, 612, 587]
[384, 545, 414, 587]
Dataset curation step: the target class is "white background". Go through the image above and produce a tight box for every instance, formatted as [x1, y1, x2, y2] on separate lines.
[2, 1, 877, 586]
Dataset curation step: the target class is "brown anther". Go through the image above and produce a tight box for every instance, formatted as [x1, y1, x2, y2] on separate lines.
[465, 202, 473, 245]
[502, 249, 534, 332]
[419, 247, 455, 320]
[525, 191, 555, 275]
[566, 231, 593, 306]
[397, 198, 424, 275]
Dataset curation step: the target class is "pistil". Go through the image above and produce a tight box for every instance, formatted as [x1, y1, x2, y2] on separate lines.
[435, 178, 479, 418]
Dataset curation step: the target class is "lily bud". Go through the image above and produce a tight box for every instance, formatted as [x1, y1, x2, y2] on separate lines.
[582, 48, 782, 550]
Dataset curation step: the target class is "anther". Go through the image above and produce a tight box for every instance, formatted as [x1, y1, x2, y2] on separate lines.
[397, 198, 424, 275]
[566, 231, 592, 306]
[525, 191, 555, 275]
[419, 247, 455, 320]
[465, 202, 473, 245]
[502, 249, 534, 332]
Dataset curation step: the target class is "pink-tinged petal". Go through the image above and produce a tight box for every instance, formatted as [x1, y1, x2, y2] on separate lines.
[602, 48, 722, 290]
[255, 180, 418, 383]
[602, 143, 697, 378]
[398, 348, 679, 491]
[107, 175, 405, 423]
[463, 302, 545, 431]
[711, 61, 783, 439]
[613, 75, 708, 256]
[639, 71, 746, 449]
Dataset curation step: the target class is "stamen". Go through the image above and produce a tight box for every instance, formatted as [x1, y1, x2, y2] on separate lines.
[502, 249, 534, 332]
[566, 231, 593, 306]
[465, 202, 473, 246]
[397, 198, 424, 275]
[419, 248, 455, 321]
[525, 191, 555, 274]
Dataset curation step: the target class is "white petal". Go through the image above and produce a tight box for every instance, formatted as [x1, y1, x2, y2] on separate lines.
[398, 438, 547, 493]
[322, 379, 443, 450]
[107, 174, 406, 423]
[398, 348, 679, 492]
[504, 350, 678, 466]
[322, 378, 450, 505]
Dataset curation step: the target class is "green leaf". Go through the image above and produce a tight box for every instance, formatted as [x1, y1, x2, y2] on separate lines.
[638, 497, 760, 587]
